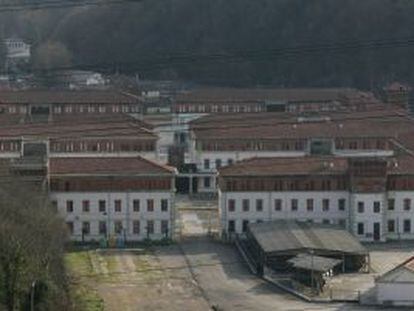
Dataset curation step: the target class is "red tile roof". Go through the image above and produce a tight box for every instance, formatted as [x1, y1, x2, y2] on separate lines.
[218, 156, 349, 177]
[0, 90, 139, 105]
[0, 114, 156, 140]
[175, 87, 357, 104]
[219, 155, 414, 177]
[191, 109, 413, 140]
[49, 156, 175, 176]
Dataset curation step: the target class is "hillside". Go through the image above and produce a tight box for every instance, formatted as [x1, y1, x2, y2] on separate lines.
[3, 0, 414, 88]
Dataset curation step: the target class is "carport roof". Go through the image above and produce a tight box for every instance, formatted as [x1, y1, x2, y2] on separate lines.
[287, 253, 342, 272]
[248, 220, 367, 255]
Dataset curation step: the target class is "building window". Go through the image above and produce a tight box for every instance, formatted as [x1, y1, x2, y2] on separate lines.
[82, 200, 90, 213]
[114, 221, 123, 234]
[99, 221, 107, 235]
[228, 199, 236, 212]
[115, 200, 122, 212]
[322, 219, 330, 225]
[82, 222, 90, 235]
[161, 199, 169, 212]
[242, 199, 250, 212]
[228, 220, 235, 233]
[291, 199, 298, 211]
[133, 220, 140, 234]
[99, 200, 106, 213]
[66, 200, 74, 213]
[147, 199, 154, 212]
[357, 202, 364, 213]
[215, 159, 222, 169]
[228, 159, 234, 166]
[161, 220, 169, 235]
[256, 199, 263, 212]
[388, 220, 395, 233]
[204, 177, 211, 188]
[373, 201, 381, 213]
[204, 159, 210, 169]
[306, 199, 314, 212]
[404, 219, 411, 233]
[146, 220, 154, 234]
[274, 199, 282, 211]
[133, 199, 140, 212]
[338, 199, 346, 211]
[404, 199, 411, 211]
[338, 219, 346, 228]
[357, 223, 364, 235]
[322, 199, 330, 211]
[66, 222, 74, 234]
[388, 199, 395, 211]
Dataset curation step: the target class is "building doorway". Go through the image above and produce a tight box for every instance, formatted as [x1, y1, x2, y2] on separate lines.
[373, 222, 381, 241]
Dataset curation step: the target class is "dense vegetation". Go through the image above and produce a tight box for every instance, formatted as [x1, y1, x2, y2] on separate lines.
[0, 175, 69, 310]
[2, 0, 414, 88]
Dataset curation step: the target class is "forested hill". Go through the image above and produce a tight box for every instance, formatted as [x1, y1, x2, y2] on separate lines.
[3, 0, 414, 88]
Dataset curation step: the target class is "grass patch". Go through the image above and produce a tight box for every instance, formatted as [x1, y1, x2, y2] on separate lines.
[66, 251, 104, 310]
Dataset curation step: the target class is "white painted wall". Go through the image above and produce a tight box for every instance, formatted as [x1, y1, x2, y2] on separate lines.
[385, 191, 414, 240]
[377, 283, 414, 306]
[220, 191, 349, 234]
[50, 191, 174, 241]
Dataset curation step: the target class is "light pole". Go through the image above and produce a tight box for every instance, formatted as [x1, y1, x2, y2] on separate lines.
[30, 280, 36, 311]
[310, 250, 315, 294]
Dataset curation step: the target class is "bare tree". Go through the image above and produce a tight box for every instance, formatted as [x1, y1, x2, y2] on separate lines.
[0, 167, 69, 311]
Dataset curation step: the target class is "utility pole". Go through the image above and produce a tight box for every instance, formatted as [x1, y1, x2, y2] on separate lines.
[310, 250, 315, 294]
[30, 280, 36, 311]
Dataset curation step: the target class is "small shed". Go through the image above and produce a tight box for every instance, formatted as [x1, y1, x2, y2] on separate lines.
[376, 256, 414, 307]
[243, 220, 369, 275]
[287, 253, 342, 292]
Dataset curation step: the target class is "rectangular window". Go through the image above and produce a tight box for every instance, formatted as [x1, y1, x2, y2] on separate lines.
[291, 199, 298, 211]
[66, 200, 74, 213]
[133, 199, 140, 212]
[147, 220, 154, 234]
[404, 199, 411, 211]
[338, 199, 346, 211]
[82, 200, 90, 213]
[242, 199, 250, 212]
[215, 159, 222, 169]
[404, 219, 411, 233]
[322, 199, 330, 211]
[358, 201, 364, 213]
[228, 199, 236, 212]
[147, 199, 154, 212]
[357, 222, 364, 235]
[388, 220, 395, 233]
[256, 199, 263, 212]
[99, 221, 107, 235]
[161, 199, 169, 212]
[114, 221, 123, 234]
[373, 201, 381, 213]
[204, 159, 210, 169]
[242, 220, 249, 233]
[66, 222, 74, 234]
[82, 222, 90, 235]
[338, 219, 346, 228]
[133, 220, 140, 234]
[204, 177, 211, 188]
[306, 199, 314, 212]
[228, 220, 235, 233]
[99, 200, 106, 213]
[228, 159, 234, 166]
[274, 199, 282, 211]
[161, 220, 169, 235]
[114, 200, 122, 212]
[388, 199, 395, 211]
[322, 219, 330, 225]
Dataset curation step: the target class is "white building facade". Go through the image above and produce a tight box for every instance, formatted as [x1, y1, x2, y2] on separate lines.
[48, 157, 176, 242]
[218, 156, 414, 242]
